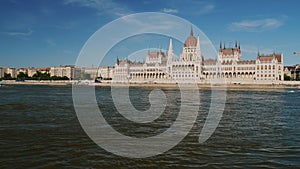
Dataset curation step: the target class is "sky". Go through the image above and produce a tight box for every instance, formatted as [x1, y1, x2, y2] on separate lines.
[0, 0, 300, 68]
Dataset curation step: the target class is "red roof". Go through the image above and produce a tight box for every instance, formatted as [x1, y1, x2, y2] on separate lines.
[148, 51, 165, 59]
[237, 60, 256, 65]
[204, 59, 217, 65]
[258, 53, 282, 63]
[37, 68, 50, 71]
[221, 48, 240, 55]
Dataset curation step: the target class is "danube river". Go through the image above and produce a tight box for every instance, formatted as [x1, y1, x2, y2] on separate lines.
[0, 85, 299, 168]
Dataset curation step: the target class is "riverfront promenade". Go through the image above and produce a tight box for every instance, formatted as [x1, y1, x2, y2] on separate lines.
[1, 80, 300, 89]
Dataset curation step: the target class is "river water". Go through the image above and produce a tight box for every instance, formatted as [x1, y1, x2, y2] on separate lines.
[0, 85, 299, 168]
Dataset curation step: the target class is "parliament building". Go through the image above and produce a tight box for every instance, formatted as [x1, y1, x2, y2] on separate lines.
[113, 28, 284, 84]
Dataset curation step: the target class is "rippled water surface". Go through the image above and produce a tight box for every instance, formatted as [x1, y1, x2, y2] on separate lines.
[0, 85, 299, 168]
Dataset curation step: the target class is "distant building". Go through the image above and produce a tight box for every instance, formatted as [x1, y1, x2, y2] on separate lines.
[82, 66, 114, 80]
[296, 64, 300, 80]
[16, 68, 37, 77]
[3, 67, 17, 78]
[17, 68, 27, 75]
[36, 67, 50, 74]
[83, 67, 98, 80]
[284, 64, 300, 80]
[99, 66, 114, 79]
[284, 66, 294, 80]
[114, 28, 284, 84]
[0, 67, 4, 78]
[50, 65, 73, 79]
[27, 68, 37, 77]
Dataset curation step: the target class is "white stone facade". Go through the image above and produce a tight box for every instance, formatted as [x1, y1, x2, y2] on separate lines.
[114, 29, 284, 84]
[0, 67, 4, 78]
[50, 66, 78, 79]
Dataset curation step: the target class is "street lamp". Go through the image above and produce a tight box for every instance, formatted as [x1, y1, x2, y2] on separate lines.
[293, 51, 300, 55]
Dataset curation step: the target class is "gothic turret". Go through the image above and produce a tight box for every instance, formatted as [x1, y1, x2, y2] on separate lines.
[167, 38, 174, 65]
[196, 35, 202, 62]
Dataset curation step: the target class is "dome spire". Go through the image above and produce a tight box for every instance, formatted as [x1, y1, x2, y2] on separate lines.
[190, 25, 194, 36]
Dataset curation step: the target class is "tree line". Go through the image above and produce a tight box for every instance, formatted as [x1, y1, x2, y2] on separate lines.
[0, 71, 69, 81]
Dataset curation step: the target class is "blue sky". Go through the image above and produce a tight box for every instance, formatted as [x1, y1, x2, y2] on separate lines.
[0, 0, 299, 68]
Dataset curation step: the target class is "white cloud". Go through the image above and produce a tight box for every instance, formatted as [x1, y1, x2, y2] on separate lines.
[228, 18, 283, 32]
[63, 0, 131, 17]
[3, 29, 33, 36]
[119, 14, 183, 33]
[162, 8, 178, 14]
[242, 45, 275, 55]
[188, 2, 215, 15]
[200, 4, 215, 14]
[46, 39, 56, 46]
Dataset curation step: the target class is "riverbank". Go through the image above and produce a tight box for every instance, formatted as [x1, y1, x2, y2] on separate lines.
[0, 80, 72, 86]
[1, 80, 300, 89]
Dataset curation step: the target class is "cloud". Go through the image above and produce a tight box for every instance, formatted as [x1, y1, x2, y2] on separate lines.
[187, 2, 215, 15]
[162, 8, 178, 14]
[199, 4, 215, 14]
[120, 14, 182, 33]
[3, 29, 33, 36]
[228, 18, 283, 32]
[46, 39, 56, 46]
[63, 0, 131, 17]
[167, 2, 215, 15]
[242, 45, 275, 55]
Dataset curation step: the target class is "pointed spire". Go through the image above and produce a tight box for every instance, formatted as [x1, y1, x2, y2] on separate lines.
[167, 37, 174, 64]
[223, 43, 226, 49]
[196, 35, 202, 61]
[220, 41, 222, 49]
[190, 25, 194, 36]
[116, 56, 120, 65]
[235, 41, 238, 48]
[196, 35, 200, 49]
[168, 37, 173, 52]
[159, 44, 162, 53]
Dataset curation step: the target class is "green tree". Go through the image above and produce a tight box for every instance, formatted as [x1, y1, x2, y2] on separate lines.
[284, 74, 291, 81]
[50, 76, 69, 80]
[32, 71, 50, 80]
[17, 72, 29, 80]
[3, 73, 13, 80]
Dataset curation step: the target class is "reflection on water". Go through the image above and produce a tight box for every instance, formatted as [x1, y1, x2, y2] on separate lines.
[0, 85, 299, 168]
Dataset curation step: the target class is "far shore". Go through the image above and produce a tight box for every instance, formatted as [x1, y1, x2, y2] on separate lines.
[1, 80, 300, 90]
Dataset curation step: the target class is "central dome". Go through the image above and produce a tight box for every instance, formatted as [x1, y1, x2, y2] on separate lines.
[184, 26, 197, 47]
[184, 36, 197, 47]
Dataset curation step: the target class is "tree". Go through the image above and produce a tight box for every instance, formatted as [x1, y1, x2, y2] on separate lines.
[17, 72, 28, 80]
[3, 73, 12, 79]
[50, 75, 69, 80]
[284, 74, 291, 81]
[32, 71, 50, 80]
